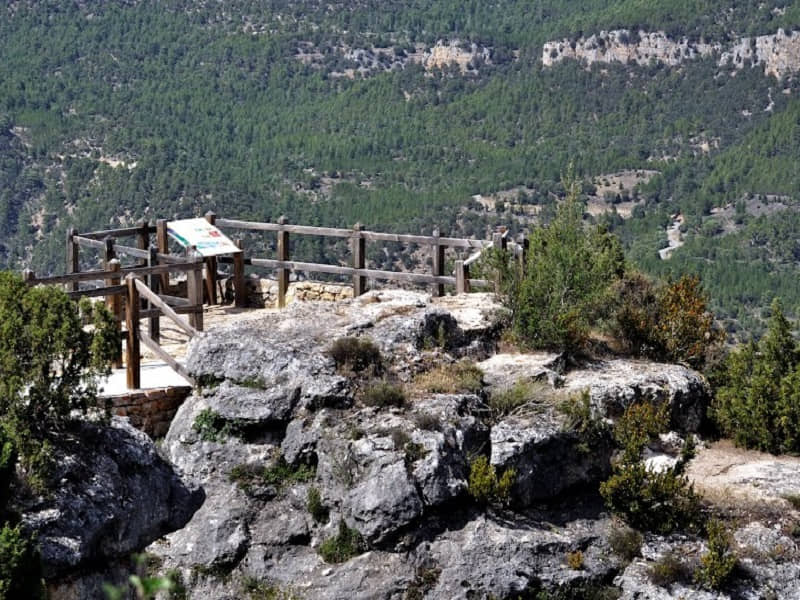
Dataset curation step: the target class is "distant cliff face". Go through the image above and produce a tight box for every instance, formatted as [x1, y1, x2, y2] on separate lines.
[543, 28, 800, 79]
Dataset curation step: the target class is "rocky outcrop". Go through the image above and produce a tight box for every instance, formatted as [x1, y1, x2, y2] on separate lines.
[13, 418, 202, 588]
[543, 28, 800, 79]
[106, 289, 790, 599]
[424, 40, 492, 72]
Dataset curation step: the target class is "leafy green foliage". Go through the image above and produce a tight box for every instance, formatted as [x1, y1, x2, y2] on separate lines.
[600, 402, 702, 534]
[240, 576, 302, 600]
[102, 555, 184, 600]
[488, 379, 535, 420]
[192, 408, 235, 442]
[306, 487, 328, 524]
[0, 427, 16, 513]
[713, 299, 800, 453]
[467, 455, 515, 506]
[694, 519, 737, 591]
[0, 523, 44, 600]
[502, 178, 624, 353]
[230, 456, 315, 496]
[559, 390, 611, 455]
[318, 520, 366, 564]
[0, 272, 118, 488]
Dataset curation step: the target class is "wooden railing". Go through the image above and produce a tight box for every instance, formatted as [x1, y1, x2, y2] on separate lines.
[22, 214, 521, 389]
[209, 212, 514, 308]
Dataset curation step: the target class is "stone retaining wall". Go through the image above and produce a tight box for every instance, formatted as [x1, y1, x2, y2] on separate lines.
[243, 278, 354, 308]
[108, 386, 192, 438]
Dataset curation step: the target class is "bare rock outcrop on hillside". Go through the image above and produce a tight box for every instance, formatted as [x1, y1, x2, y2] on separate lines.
[543, 28, 800, 79]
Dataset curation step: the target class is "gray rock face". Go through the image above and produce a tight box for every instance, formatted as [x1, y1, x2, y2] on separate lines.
[17, 418, 202, 580]
[491, 406, 613, 505]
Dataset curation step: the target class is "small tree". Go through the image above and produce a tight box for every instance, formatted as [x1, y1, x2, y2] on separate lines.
[713, 299, 800, 453]
[502, 176, 624, 354]
[0, 272, 119, 481]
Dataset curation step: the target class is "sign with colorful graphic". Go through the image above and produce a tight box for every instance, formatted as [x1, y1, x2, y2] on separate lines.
[167, 218, 241, 257]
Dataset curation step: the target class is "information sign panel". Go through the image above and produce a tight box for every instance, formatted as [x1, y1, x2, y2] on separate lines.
[167, 218, 241, 257]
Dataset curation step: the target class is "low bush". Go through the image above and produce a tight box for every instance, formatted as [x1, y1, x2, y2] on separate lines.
[600, 402, 702, 535]
[240, 576, 302, 600]
[230, 456, 314, 495]
[192, 408, 234, 442]
[649, 551, 690, 587]
[695, 519, 737, 590]
[559, 390, 611, 455]
[607, 523, 642, 562]
[415, 361, 483, 395]
[467, 455, 515, 506]
[318, 520, 365, 563]
[566, 550, 584, 570]
[327, 337, 382, 374]
[0, 523, 44, 599]
[306, 487, 328, 524]
[361, 381, 405, 408]
[488, 379, 534, 419]
[713, 299, 800, 454]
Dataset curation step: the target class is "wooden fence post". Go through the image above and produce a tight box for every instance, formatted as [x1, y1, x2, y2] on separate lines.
[204, 211, 218, 305]
[137, 219, 149, 267]
[125, 275, 141, 390]
[22, 269, 34, 285]
[147, 247, 160, 344]
[455, 260, 466, 294]
[186, 247, 204, 331]
[106, 259, 123, 368]
[277, 215, 290, 308]
[156, 218, 170, 291]
[233, 238, 247, 307]
[492, 231, 507, 294]
[431, 226, 445, 297]
[351, 222, 366, 297]
[66, 227, 79, 292]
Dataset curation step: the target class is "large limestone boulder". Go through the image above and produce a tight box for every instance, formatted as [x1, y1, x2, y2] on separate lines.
[16, 418, 202, 580]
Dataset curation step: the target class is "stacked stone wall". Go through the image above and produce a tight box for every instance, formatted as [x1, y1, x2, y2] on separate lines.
[108, 386, 192, 438]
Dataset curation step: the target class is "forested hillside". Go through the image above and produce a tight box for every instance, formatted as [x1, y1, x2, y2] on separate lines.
[1, 0, 799, 335]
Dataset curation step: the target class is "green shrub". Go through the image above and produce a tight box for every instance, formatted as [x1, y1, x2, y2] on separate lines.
[415, 361, 483, 395]
[498, 177, 625, 354]
[0, 523, 44, 600]
[648, 551, 689, 587]
[413, 413, 441, 431]
[230, 456, 314, 495]
[361, 381, 405, 408]
[607, 523, 643, 562]
[600, 402, 701, 534]
[306, 487, 328, 523]
[327, 337, 382, 373]
[0, 273, 119, 488]
[240, 576, 302, 600]
[192, 408, 234, 442]
[695, 519, 737, 590]
[467, 455, 515, 506]
[0, 427, 17, 511]
[318, 520, 365, 563]
[559, 390, 610, 454]
[713, 299, 800, 453]
[489, 379, 534, 419]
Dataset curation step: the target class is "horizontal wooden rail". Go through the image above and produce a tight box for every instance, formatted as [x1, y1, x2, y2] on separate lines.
[139, 331, 194, 384]
[79, 225, 157, 240]
[112, 243, 150, 260]
[216, 217, 493, 249]
[66, 284, 127, 299]
[25, 261, 203, 286]
[73, 235, 107, 250]
[134, 278, 199, 338]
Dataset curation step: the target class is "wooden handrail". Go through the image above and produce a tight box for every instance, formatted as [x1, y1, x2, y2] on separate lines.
[216, 217, 492, 249]
[79, 225, 157, 240]
[24, 261, 203, 286]
[134, 277, 199, 338]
